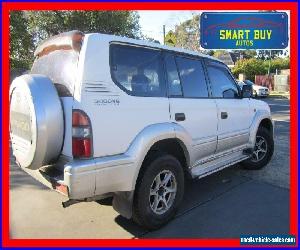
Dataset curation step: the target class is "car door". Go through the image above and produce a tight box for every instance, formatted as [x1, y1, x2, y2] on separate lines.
[84, 43, 171, 157]
[205, 60, 252, 153]
[164, 53, 218, 166]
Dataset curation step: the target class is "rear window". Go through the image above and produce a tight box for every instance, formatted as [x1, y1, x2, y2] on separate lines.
[110, 44, 166, 97]
[31, 50, 79, 96]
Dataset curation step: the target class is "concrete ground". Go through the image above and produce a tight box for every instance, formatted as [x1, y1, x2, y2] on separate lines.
[9, 98, 290, 239]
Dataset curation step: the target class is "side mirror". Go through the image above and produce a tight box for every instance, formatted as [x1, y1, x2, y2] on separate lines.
[241, 85, 252, 98]
[223, 89, 238, 98]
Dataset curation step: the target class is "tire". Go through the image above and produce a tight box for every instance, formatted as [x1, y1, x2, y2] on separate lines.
[10, 74, 64, 170]
[241, 127, 274, 170]
[133, 153, 184, 230]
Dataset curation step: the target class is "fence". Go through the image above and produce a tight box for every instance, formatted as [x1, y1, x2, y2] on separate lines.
[255, 73, 290, 92]
[273, 75, 290, 92]
[255, 75, 274, 90]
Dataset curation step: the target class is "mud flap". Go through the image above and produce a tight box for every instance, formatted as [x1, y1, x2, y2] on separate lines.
[112, 191, 134, 219]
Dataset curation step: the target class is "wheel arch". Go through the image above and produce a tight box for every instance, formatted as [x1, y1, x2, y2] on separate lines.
[259, 118, 274, 138]
[126, 123, 191, 191]
[140, 138, 190, 178]
[249, 110, 274, 148]
[113, 124, 191, 220]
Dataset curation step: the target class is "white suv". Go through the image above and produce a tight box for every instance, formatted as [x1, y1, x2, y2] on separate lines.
[10, 31, 274, 230]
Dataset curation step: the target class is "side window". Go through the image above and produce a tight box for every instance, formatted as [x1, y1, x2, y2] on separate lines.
[110, 44, 166, 97]
[175, 56, 208, 98]
[164, 54, 182, 96]
[207, 65, 239, 98]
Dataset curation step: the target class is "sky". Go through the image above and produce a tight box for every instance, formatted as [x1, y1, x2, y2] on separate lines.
[138, 11, 196, 44]
[137, 10, 290, 54]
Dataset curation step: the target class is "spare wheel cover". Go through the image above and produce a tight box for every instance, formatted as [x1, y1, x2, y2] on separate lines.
[10, 74, 64, 170]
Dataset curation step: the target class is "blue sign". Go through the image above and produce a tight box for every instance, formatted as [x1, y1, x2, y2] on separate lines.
[200, 12, 288, 49]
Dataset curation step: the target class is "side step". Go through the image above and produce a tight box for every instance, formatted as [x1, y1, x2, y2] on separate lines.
[191, 150, 249, 179]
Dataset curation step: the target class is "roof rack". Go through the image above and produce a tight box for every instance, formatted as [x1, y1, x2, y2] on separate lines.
[34, 30, 84, 57]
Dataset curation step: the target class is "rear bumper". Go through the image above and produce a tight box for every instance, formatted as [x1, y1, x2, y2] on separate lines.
[24, 154, 137, 200]
[19, 123, 187, 200]
[64, 154, 136, 199]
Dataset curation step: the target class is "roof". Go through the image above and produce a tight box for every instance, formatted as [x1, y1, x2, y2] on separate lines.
[34, 30, 222, 63]
[86, 32, 222, 62]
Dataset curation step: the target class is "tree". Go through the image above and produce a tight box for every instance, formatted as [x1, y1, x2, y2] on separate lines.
[232, 57, 290, 81]
[174, 14, 200, 52]
[262, 57, 290, 73]
[10, 11, 141, 69]
[232, 58, 266, 81]
[10, 11, 34, 69]
[26, 11, 141, 42]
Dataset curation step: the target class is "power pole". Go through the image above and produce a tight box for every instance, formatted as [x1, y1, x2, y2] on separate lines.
[163, 25, 166, 45]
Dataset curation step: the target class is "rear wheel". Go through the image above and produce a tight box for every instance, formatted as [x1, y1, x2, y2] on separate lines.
[241, 127, 274, 170]
[133, 153, 184, 230]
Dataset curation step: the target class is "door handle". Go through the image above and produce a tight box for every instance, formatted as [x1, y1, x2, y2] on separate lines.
[221, 112, 228, 119]
[175, 113, 185, 121]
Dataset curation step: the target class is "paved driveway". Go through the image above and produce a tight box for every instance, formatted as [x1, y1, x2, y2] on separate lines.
[9, 97, 290, 239]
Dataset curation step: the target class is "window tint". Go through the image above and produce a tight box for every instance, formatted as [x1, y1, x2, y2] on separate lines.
[207, 66, 239, 98]
[110, 45, 166, 97]
[176, 56, 208, 98]
[164, 54, 182, 96]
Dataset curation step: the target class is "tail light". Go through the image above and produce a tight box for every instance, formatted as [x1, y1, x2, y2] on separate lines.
[72, 110, 92, 158]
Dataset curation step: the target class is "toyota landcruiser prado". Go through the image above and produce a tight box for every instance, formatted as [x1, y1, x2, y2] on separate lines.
[10, 31, 274, 230]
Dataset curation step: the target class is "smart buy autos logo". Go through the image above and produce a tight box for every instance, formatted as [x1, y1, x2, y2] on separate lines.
[219, 29, 272, 47]
[200, 12, 288, 49]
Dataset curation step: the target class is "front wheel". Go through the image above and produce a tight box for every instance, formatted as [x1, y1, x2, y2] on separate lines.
[133, 153, 184, 230]
[241, 127, 274, 170]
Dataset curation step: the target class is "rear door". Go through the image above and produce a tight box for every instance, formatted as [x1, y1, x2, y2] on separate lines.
[31, 49, 78, 158]
[204, 60, 252, 153]
[80, 42, 170, 157]
[165, 53, 218, 165]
